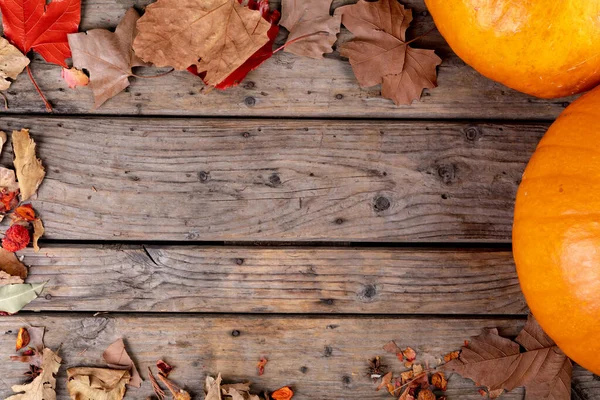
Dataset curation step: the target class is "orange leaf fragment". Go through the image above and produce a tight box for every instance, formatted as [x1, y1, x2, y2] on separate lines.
[14, 204, 35, 221]
[417, 389, 436, 400]
[16, 327, 30, 350]
[257, 357, 268, 376]
[403, 347, 417, 362]
[443, 350, 460, 363]
[272, 386, 294, 400]
[431, 372, 447, 391]
[61, 67, 89, 88]
[0, 189, 18, 213]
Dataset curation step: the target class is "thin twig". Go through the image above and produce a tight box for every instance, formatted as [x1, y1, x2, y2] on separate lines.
[273, 31, 330, 54]
[148, 367, 166, 400]
[26, 66, 52, 112]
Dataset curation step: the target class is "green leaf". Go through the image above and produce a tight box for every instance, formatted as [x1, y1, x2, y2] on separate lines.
[0, 282, 46, 314]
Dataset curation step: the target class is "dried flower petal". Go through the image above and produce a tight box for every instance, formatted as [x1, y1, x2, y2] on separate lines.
[14, 205, 35, 221]
[16, 327, 30, 350]
[272, 386, 294, 400]
[3, 224, 30, 252]
[257, 357, 268, 376]
[157, 359, 173, 377]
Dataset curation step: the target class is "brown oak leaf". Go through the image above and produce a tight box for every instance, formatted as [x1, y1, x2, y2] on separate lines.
[335, 0, 441, 105]
[7, 347, 61, 400]
[0, 37, 29, 91]
[133, 0, 271, 87]
[68, 8, 147, 109]
[280, 0, 340, 58]
[443, 315, 571, 400]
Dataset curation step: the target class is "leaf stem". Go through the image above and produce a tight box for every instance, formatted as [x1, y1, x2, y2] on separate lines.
[26, 66, 52, 112]
[404, 27, 437, 47]
[273, 31, 330, 54]
[131, 68, 175, 79]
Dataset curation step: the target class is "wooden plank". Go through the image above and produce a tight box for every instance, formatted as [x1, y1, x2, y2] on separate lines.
[20, 245, 526, 314]
[0, 315, 594, 399]
[1, 117, 543, 241]
[0, 0, 574, 118]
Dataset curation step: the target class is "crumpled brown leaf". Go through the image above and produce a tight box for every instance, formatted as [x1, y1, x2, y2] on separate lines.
[335, 0, 441, 105]
[102, 338, 142, 388]
[0, 37, 29, 91]
[12, 129, 45, 202]
[0, 247, 27, 280]
[444, 314, 571, 400]
[68, 8, 148, 109]
[280, 0, 340, 58]
[133, 0, 271, 86]
[66, 367, 130, 400]
[7, 347, 61, 400]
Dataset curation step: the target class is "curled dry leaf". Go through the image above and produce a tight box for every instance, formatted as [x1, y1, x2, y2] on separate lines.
[0, 247, 28, 279]
[280, 0, 341, 58]
[61, 67, 89, 89]
[431, 372, 447, 391]
[3, 224, 31, 252]
[271, 386, 294, 400]
[103, 338, 142, 388]
[157, 359, 173, 377]
[69, 8, 148, 109]
[16, 327, 30, 350]
[443, 351, 460, 363]
[67, 368, 130, 400]
[204, 374, 223, 400]
[0, 37, 29, 91]
[0, 270, 24, 284]
[134, 0, 271, 86]
[376, 371, 393, 392]
[335, 0, 441, 105]
[12, 129, 46, 202]
[6, 347, 61, 400]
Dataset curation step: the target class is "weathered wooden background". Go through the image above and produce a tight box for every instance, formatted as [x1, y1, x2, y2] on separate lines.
[0, 0, 597, 399]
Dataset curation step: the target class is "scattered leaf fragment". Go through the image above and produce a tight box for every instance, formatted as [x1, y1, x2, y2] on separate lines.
[401, 370, 414, 384]
[134, 0, 271, 87]
[32, 219, 44, 253]
[280, 0, 341, 58]
[0, 37, 29, 91]
[67, 367, 130, 400]
[7, 347, 61, 400]
[12, 129, 46, 202]
[377, 371, 393, 392]
[158, 373, 191, 400]
[16, 327, 30, 350]
[61, 67, 89, 89]
[148, 367, 166, 400]
[403, 346, 417, 367]
[0, 187, 19, 213]
[489, 388, 504, 399]
[257, 356, 268, 375]
[272, 386, 294, 400]
[157, 359, 173, 377]
[383, 340, 404, 361]
[0, 247, 28, 279]
[3, 224, 31, 252]
[417, 389, 436, 400]
[443, 314, 571, 400]
[0, 282, 45, 314]
[443, 350, 460, 363]
[204, 374, 222, 400]
[103, 338, 142, 388]
[68, 8, 148, 109]
[14, 205, 36, 221]
[0, 270, 24, 284]
[11, 325, 46, 366]
[335, 0, 441, 105]
[0, 131, 7, 155]
[431, 372, 447, 391]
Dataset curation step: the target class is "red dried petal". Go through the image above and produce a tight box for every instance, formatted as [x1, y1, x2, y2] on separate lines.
[3, 224, 31, 252]
[257, 357, 268, 376]
[0, 190, 18, 213]
[157, 359, 173, 377]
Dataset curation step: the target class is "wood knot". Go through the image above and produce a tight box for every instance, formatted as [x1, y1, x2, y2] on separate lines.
[244, 81, 255, 89]
[268, 173, 281, 187]
[335, 218, 344, 225]
[342, 376, 352, 385]
[335, 93, 344, 100]
[437, 164, 456, 184]
[300, 366, 308, 374]
[231, 330, 241, 337]
[244, 96, 256, 106]
[464, 126, 481, 141]
[198, 171, 210, 182]
[323, 345, 333, 357]
[235, 258, 244, 265]
[374, 196, 390, 212]
[357, 284, 377, 302]
[242, 131, 251, 138]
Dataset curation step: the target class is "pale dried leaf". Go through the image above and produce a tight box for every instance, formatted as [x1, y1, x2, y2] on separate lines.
[0, 282, 45, 314]
[61, 67, 89, 88]
[0, 37, 29, 91]
[12, 129, 45, 202]
[280, 0, 340, 58]
[205, 374, 223, 400]
[7, 348, 61, 400]
[69, 8, 148, 108]
[0, 247, 27, 278]
[32, 219, 44, 253]
[67, 367, 130, 400]
[133, 0, 271, 86]
[0, 271, 23, 284]
[0, 131, 6, 154]
[0, 167, 20, 193]
[103, 338, 142, 387]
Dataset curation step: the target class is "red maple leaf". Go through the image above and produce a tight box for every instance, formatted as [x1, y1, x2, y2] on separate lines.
[0, 0, 81, 67]
[188, 0, 280, 90]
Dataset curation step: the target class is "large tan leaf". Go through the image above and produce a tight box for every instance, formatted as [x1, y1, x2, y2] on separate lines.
[280, 0, 340, 58]
[0, 37, 29, 91]
[12, 129, 45, 202]
[68, 8, 148, 109]
[102, 338, 142, 388]
[7, 347, 61, 400]
[0, 282, 45, 314]
[67, 367, 130, 400]
[133, 0, 271, 86]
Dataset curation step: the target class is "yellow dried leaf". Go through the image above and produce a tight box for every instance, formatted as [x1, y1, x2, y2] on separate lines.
[67, 367, 130, 400]
[12, 129, 45, 202]
[7, 348, 61, 400]
[0, 38, 29, 91]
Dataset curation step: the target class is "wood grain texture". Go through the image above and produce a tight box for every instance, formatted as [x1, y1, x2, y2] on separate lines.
[0, 117, 543, 241]
[0, 315, 541, 399]
[19, 245, 526, 314]
[0, 0, 575, 118]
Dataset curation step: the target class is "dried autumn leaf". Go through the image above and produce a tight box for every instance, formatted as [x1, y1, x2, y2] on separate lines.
[0, 282, 45, 314]
[431, 372, 447, 391]
[272, 386, 294, 400]
[189, 0, 281, 90]
[257, 356, 268, 375]
[280, 0, 340, 58]
[443, 315, 571, 400]
[383, 340, 402, 355]
[204, 374, 222, 400]
[443, 350, 460, 363]
[417, 389, 436, 400]
[6, 347, 61, 400]
[0, 37, 29, 91]
[14, 205, 36, 222]
[69, 8, 148, 109]
[61, 67, 89, 89]
[403, 347, 417, 363]
[376, 371, 393, 391]
[0, 247, 28, 279]
[3, 224, 31, 252]
[102, 338, 142, 388]
[12, 129, 45, 202]
[0, 167, 20, 193]
[133, 0, 271, 86]
[0, 270, 24, 284]
[158, 373, 191, 400]
[32, 219, 44, 253]
[67, 368, 130, 400]
[335, 0, 441, 105]
[11, 326, 46, 366]
[16, 327, 30, 350]
[0, 131, 6, 154]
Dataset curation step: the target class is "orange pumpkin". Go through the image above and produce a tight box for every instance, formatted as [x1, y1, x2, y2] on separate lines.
[513, 86, 600, 374]
[424, 0, 600, 98]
